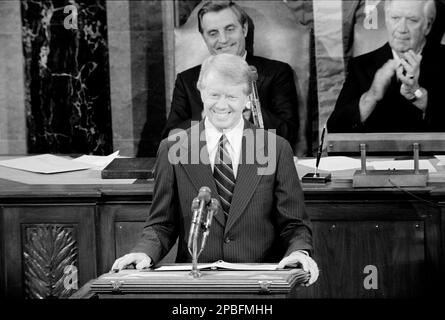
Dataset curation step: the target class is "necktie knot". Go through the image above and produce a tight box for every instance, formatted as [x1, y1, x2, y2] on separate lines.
[217, 134, 232, 165]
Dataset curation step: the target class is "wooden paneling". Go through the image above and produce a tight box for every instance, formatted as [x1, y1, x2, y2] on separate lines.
[300, 221, 426, 298]
[115, 221, 146, 258]
[1, 178, 444, 298]
[2, 204, 97, 298]
[98, 203, 149, 273]
[22, 224, 78, 298]
[98, 202, 178, 273]
[300, 199, 441, 298]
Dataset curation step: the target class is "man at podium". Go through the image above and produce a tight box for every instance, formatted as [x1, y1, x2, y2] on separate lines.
[112, 53, 318, 286]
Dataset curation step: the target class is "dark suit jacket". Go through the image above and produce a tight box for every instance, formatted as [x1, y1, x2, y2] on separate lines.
[327, 43, 445, 132]
[163, 54, 299, 148]
[132, 120, 312, 264]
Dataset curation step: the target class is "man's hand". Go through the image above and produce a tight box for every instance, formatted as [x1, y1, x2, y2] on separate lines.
[277, 251, 319, 286]
[396, 50, 427, 112]
[396, 50, 422, 93]
[359, 59, 398, 122]
[111, 252, 152, 273]
[369, 59, 398, 101]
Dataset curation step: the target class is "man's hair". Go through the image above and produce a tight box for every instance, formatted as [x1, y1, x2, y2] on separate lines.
[385, 0, 437, 27]
[197, 53, 254, 95]
[197, 0, 249, 34]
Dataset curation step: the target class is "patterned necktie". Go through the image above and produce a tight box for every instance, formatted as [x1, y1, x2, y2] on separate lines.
[213, 135, 236, 219]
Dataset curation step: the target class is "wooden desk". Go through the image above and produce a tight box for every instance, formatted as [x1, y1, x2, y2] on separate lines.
[1, 157, 444, 298]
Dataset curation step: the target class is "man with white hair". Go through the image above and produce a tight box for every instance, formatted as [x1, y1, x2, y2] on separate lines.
[112, 53, 319, 286]
[327, 0, 445, 132]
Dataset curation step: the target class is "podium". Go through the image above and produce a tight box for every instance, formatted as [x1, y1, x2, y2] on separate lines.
[72, 267, 310, 299]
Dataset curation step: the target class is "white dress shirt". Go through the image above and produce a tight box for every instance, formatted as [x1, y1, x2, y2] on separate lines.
[204, 117, 310, 258]
[204, 117, 244, 178]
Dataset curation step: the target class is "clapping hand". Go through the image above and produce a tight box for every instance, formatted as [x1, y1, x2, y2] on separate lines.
[369, 59, 399, 101]
[397, 50, 422, 100]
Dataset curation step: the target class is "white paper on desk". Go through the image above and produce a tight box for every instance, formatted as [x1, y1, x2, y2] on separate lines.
[434, 155, 445, 165]
[0, 154, 94, 174]
[72, 150, 120, 170]
[368, 160, 437, 172]
[297, 156, 363, 171]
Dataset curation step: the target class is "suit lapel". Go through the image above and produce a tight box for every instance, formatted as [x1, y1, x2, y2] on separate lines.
[225, 122, 265, 232]
[179, 121, 226, 227]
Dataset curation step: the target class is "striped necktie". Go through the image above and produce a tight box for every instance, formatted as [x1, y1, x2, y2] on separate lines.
[213, 134, 236, 219]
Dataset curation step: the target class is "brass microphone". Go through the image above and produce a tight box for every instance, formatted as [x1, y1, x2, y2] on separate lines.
[187, 186, 219, 278]
[199, 198, 220, 256]
[248, 65, 264, 128]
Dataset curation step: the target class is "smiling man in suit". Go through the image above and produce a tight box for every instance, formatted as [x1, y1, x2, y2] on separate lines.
[112, 53, 318, 286]
[162, 0, 299, 150]
[327, 0, 445, 133]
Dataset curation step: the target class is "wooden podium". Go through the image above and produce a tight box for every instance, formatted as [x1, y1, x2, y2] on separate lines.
[72, 267, 310, 299]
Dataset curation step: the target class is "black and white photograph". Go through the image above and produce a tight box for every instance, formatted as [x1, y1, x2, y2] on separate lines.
[0, 0, 444, 316]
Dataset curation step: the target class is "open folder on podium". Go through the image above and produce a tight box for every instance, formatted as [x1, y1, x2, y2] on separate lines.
[89, 267, 310, 296]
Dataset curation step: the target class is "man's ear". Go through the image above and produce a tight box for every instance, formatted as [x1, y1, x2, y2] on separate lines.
[242, 22, 248, 38]
[424, 18, 433, 36]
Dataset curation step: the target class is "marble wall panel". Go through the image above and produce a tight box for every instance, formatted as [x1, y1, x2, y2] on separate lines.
[21, 0, 113, 155]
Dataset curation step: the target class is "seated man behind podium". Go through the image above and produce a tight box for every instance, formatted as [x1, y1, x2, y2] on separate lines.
[327, 0, 445, 133]
[163, 0, 300, 149]
[112, 53, 318, 286]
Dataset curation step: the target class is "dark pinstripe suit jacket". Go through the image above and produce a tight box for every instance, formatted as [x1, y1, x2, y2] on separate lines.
[132, 120, 312, 264]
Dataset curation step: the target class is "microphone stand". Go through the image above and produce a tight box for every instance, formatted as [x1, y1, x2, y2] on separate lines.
[187, 187, 219, 279]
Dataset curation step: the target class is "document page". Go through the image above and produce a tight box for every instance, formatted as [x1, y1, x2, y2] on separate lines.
[155, 260, 279, 271]
[297, 156, 363, 171]
[72, 150, 120, 170]
[0, 154, 94, 174]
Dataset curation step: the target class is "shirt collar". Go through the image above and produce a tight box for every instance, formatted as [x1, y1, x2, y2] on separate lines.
[204, 117, 244, 152]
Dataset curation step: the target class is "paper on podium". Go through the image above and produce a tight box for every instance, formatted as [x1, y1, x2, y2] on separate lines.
[297, 156, 364, 171]
[0, 154, 94, 174]
[435, 155, 445, 166]
[155, 260, 279, 271]
[73, 150, 120, 170]
[368, 159, 437, 172]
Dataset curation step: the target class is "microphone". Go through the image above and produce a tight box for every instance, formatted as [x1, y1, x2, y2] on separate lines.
[247, 65, 264, 128]
[187, 187, 218, 278]
[249, 65, 259, 82]
[188, 197, 201, 253]
[197, 186, 211, 217]
[199, 198, 220, 255]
